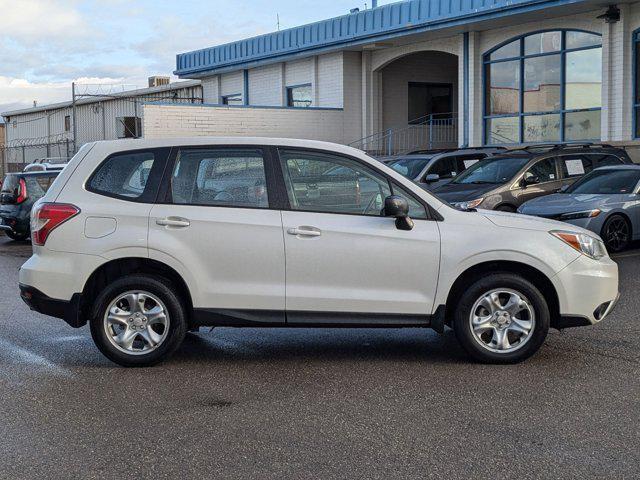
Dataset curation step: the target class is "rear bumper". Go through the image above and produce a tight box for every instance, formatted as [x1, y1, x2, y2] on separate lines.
[19, 284, 85, 328]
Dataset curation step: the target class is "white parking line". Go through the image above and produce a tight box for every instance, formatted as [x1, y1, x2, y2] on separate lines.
[0, 337, 71, 376]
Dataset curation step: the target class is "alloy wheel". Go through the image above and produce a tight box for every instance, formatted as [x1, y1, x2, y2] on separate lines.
[604, 217, 630, 252]
[468, 289, 536, 354]
[103, 291, 170, 355]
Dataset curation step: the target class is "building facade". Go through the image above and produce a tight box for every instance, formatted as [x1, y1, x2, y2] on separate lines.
[157, 0, 640, 156]
[1, 80, 202, 168]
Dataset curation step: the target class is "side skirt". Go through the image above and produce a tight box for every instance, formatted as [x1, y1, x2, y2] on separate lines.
[192, 307, 446, 329]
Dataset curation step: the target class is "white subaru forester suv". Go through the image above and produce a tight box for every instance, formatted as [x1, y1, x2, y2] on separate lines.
[19, 138, 619, 367]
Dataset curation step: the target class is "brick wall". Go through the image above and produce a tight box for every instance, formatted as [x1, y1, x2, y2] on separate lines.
[142, 104, 350, 144]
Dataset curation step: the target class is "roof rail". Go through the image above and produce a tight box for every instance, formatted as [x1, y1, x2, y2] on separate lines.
[512, 142, 617, 152]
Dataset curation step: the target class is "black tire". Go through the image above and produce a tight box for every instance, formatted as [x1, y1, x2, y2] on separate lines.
[496, 205, 516, 213]
[90, 274, 187, 367]
[6, 230, 29, 241]
[601, 214, 631, 253]
[453, 273, 550, 364]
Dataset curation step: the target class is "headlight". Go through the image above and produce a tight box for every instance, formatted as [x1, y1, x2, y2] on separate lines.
[560, 209, 601, 221]
[550, 230, 608, 260]
[454, 198, 484, 210]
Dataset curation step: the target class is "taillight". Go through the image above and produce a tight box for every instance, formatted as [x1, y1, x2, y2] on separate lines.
[16, 178, 28, 204]
[31, 203, 80, 246]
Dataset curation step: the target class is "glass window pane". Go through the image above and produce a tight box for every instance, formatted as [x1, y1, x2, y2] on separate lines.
[636, 107, 640, 138]
[566, 31, 601, 50]
[524, 31, 561, 55]
[486, 61, 520, 115]
[171, 149, 269, 208]
[564, 110, 601, 141]
[525, 157, 557, 183]
[286, 85, 312, 108]
[524, 54, 561, 112]
[279, 150, 391, 216]
[566, 48, 602, 109]
[489, 40, 520, 61]
[523, 114, 560, 143]
[560, 154, 592, 178]
[485, 117, 520, 144]
[89, 152, 155, 199]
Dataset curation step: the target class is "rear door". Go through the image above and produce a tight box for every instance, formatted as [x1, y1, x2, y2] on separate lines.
[148, 146, 286, 320]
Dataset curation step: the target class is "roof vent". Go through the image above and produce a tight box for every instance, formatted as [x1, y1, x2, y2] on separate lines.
[148, 76, 170, 88]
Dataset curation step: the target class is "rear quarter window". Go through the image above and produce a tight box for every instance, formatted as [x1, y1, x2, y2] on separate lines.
[87, 149, 168, 202]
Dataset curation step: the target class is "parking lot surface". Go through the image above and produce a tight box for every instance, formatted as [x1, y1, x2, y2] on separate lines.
[0, 234, 639, 479]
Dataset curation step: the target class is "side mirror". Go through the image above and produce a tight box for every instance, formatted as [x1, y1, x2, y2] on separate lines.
[384, 195, 414, 231]
[558, 184, 569, 193]
[520, 173, 540, 188]
[424, 173, 440, 184]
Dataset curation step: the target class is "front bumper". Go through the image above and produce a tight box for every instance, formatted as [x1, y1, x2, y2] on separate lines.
[19, 284, 85, 328]
[552, 254, 619, 328]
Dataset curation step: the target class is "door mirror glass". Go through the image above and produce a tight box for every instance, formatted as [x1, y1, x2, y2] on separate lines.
[522, 172, 540, 187]
[384, 195, 414, 231]
[559, 184, 570, 193]
[424, 173, 440, 183]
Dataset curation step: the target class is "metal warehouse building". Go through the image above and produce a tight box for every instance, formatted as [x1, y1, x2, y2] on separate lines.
[146, 0, 640, 156]
[1, 79, 202, 171]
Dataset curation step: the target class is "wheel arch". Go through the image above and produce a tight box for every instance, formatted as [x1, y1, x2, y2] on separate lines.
[444, 260, 561, 328]
[80, 257, 194, 326]
[601, 211, 633, 238]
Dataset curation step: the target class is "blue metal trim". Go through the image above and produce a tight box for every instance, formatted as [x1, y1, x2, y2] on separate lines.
[243, 70, 249, 106]
[463, 31, 469, 147]
[483, 28, 602, 145]
[176, 0, 593, 77]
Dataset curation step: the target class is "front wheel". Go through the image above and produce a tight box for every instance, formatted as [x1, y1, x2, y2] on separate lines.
[601, 214, 631, 253]
[90, 275, 187, 367]
[453, 273, 550, 364]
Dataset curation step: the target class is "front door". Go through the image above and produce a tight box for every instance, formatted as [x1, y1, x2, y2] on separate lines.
[148, 146, 286, 320]
[277, 148, 441, 321]
[511, 156, 562, 206]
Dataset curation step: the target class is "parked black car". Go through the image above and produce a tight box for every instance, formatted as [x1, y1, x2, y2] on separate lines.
[432, 143, 633, 212]
[0, 171, 59, 241]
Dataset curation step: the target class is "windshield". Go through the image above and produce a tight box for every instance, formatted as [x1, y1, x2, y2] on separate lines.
[387, 158, 431, 179]
[452, 156, 531, 185]
[565, 169, 640, 195]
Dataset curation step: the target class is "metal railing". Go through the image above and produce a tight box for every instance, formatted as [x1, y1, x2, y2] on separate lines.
[350, 113, 458, 156]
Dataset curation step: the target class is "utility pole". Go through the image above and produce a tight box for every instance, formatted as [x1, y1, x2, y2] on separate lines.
[277, 14, 281, 31]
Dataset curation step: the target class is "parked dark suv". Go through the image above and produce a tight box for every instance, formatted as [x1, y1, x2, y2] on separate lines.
[433, 144, 633, 212]
[0, 171, 59, 241]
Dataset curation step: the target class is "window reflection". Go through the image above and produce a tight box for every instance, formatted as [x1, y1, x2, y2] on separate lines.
[524, 55, 561, 112]
[486, 61, 520, 115]
[566, 49, 602, 109]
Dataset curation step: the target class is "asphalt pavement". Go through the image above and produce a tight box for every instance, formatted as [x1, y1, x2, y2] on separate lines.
[0, 234, 639, 479]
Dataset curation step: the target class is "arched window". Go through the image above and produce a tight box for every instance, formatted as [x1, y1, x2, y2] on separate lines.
[484, 30, 602, 145]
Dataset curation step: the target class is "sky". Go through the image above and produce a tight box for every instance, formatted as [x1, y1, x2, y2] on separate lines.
[0, 0, 395, 118]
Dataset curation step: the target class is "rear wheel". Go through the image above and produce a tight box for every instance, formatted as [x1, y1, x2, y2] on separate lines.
[90, 275, 187, 367]
[5, 231, 29, 241]
[453, 273, 550, 364]
[601, 214, 631, 253]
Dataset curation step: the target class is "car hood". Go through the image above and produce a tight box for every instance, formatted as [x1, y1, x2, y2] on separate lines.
[478, 208, 593, 235]
[519, 193, 622, 216]
[432, 182, 498, 203]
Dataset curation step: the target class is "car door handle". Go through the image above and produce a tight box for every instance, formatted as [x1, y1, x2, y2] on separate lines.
[287, 227, 322, 237]
[156, 217, 191, 228]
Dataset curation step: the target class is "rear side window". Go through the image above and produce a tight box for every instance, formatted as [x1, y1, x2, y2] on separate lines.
[1, 175, 18, 194]
[594, 154, 624, 168]
[88, 151, 162, 201]
[559, 155, 593, 178]
[170, 148, 269, 208]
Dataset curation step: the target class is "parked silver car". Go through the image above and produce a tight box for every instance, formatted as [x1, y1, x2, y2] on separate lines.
[386, 147, 505, 189]
[518, 165, 640, 252]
